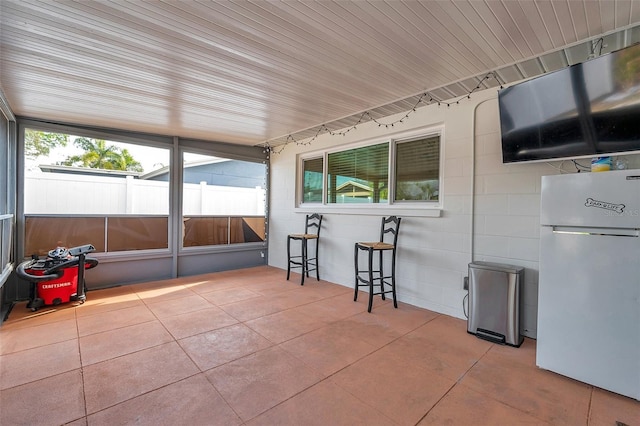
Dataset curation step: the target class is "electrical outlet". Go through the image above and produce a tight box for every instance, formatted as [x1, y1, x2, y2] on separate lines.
[463, 276, 469, 291]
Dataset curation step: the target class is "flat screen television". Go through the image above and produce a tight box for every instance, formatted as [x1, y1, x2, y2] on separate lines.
[499, 43, 640, 163]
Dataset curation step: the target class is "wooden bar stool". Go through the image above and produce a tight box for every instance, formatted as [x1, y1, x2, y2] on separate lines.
[354, 216, 401, 312]
[287, 213, 323, 285]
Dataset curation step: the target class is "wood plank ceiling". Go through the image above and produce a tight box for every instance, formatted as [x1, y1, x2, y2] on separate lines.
[1, 1, 639, 148]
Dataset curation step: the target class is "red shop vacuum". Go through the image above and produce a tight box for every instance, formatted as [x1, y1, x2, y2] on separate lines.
[16, 244, 99, 311]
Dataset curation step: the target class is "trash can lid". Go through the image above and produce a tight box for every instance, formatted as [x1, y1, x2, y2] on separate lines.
[468, 261, 525, 274]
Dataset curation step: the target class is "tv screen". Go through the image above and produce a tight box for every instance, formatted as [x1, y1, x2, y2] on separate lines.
[499, 43, 640, 163]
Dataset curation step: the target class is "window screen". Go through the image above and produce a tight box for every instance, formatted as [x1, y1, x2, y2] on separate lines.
[182, 152, 266, 248]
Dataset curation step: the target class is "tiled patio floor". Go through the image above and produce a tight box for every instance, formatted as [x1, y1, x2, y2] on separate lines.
[1, 266, 638, 425]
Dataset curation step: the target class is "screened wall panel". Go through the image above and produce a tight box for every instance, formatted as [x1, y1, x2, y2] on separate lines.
[14, 118, 269, 293]
[107, 217, 169, 252]
[183, 217, 229, 246]
[183, 216, 266, 247]
[232, 217, 266, 243]
[24, 216, 106, 256]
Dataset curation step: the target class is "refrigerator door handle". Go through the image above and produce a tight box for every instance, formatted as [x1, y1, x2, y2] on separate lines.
[552, 226, 639, 238]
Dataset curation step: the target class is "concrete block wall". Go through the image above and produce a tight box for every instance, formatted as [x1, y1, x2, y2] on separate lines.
[268, 86, 640, 338]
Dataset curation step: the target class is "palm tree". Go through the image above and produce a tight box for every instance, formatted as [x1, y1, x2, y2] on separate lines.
[62, 138, 143, 172]
[117, 149, 143, 172]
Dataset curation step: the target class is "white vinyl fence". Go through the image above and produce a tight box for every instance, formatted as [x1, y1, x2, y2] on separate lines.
[25, 173, 266, 216]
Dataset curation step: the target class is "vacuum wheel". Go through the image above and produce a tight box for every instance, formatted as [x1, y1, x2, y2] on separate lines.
[71, 279, 88, 304]
[27, 298, 45, 312]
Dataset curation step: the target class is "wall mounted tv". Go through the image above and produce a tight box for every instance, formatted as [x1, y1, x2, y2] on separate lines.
[499, 43, 640, 163]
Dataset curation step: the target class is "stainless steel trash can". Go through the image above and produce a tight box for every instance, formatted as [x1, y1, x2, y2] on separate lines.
[467, 261, 524, 347]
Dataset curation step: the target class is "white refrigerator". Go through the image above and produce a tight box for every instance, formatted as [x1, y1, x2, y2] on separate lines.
[538, 169, 640, 400]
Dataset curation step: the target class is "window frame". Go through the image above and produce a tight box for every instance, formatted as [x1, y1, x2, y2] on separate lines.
[296, 125, 444, 217]
[0, 104, 16, 287]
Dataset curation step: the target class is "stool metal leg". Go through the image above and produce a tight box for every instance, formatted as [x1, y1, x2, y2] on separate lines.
[353, 243, 359, 301]
[300, 238, 307, 285]
[367, 247, 374, 313]
[314, 239, 320, 281]
[378, 249, 385, 301]
[286, 236, 292, 281]
[391, 248, 398, 308]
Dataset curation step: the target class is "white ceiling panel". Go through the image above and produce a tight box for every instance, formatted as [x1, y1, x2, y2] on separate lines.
[1, 0, 639, 148]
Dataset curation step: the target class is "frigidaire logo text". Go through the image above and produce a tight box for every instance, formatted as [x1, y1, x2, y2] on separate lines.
[585, 198, 625, 214]
[41, 282, 72, 290]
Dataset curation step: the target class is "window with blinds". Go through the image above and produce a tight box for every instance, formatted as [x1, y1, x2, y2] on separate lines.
[299, 130, 441, 207]
[395, 136, 440, 202]
[327, 142, 388, 204]
[302, 157, 323, 203]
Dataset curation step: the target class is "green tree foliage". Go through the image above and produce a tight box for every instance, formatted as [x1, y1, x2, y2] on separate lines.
[24, 129, 69, 159]
[63, 137, 144, 172]
[117, 149, 143, 172]
[396, 181, 438, 201]
[615, 45, 640, 88]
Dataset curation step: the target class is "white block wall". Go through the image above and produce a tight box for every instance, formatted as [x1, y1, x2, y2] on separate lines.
[268, 87, 640, 338]
[473, 99, 640, 337]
